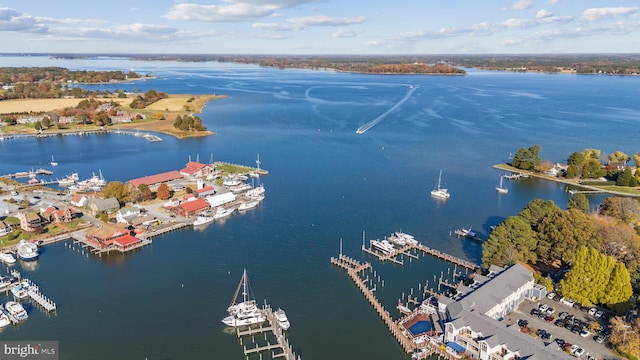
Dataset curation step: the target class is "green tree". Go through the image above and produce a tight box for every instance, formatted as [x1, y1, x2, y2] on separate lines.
[633, 152, 640, 168]
[567, 193, 590, 213]
[512, 145, 541, 170]
[519, 199, 560, 229]
[101, 181, 129, 205]
[565, 164, 579, 178]
[537, 209, 601, 263]
[139, 184, 153, 201]
[582, 159, 606, 179]
[617, 168, 636, 187]
[602, 262, 633, 306]
[609, 151, 630, 163]
[559, 246, 615, 305]
[482, 216, 538, 267]
[567, 151, 586, 166]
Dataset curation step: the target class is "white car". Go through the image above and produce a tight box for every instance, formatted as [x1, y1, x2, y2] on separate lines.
[547, 292, 556, 299]
[539, 304, 549, 312]
[573, 347, 585, 357]
[588, 308, 597, 316]
[580, 329, 590, 337]
[546, 307, 556, 315]
[595, 310, 604, 318]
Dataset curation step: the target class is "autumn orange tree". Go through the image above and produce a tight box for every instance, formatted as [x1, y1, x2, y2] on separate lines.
[156, 183, 171, 200]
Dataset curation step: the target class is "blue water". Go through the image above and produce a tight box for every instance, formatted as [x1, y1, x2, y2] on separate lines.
[0, 55, 638, 359]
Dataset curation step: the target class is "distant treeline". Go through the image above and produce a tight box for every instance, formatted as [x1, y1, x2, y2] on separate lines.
[0, 67, 141, 85]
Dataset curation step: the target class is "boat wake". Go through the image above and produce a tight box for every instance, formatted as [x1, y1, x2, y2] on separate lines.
[356, 85, 418, 135]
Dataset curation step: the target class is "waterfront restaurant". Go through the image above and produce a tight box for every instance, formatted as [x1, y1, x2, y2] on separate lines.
[113, 234, 142, 252]
[85, 223, 131, 250]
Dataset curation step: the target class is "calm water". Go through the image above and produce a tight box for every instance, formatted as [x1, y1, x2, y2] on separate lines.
[0, 55, 638, 359]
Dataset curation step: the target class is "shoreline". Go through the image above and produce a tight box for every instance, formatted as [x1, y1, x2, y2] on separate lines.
[493, 163, 640, 197]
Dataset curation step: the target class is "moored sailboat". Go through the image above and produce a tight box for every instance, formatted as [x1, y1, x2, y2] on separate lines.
[430, 170, 450, 199]
[222, 269, 266, 327]
[496, 175, 508, 194]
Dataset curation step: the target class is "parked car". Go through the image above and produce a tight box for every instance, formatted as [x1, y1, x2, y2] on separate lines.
[588, 308, 597, 316]
[531, 308, 542, 316]
[547, 292, 556, 299]
[539, 303, 549, 312]
[595, 310, 604, 318]
[559, 311, 569, 320]
[573, 347, 585, 357]
[546, 307, 556, 314]
[594, 335, 605, 344]
[545, 315, 555, 322]
[518, 319, 529, 327]
[580, 329, 591, 337]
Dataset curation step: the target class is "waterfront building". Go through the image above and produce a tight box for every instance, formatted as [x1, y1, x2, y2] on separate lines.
[172, 198, 210, 217]
[441, 264, 566, 359]
[194, 185, 216, 198]
[115, 206, 142, 223]
[128, 170, 183, 189]
[180, 161, 214, 179]
[0, 221, 13, 236]
[85, 223, 132, 250]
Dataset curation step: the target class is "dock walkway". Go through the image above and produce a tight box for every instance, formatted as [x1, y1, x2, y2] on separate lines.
[236, 304, 300, 360]
[362, 243, 479, 271]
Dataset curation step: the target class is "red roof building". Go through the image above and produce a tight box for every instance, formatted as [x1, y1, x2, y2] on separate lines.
[195, 185, 216, 197]
[129, 171, 183, 188]
[113, 235, 142, 252]
[180, 161, 214, 178]
[172, 198, 210, 217]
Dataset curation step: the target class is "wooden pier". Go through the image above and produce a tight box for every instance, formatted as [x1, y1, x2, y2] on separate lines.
[362, 243, 479, 271]
[331, 254, 415, 354]
[236, 304, 299, 360]
[139, 221, 191, 240]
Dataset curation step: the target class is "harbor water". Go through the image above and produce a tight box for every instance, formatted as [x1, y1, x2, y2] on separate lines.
[0, 55, 638, 359]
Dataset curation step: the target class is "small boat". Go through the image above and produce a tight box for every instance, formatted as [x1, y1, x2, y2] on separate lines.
[193, 215, 214, 226]
[0, 252, 16, 265]
[370, 239, 395, 254]
[387, 234, 406, 246]
[496, 175, 508, 194]
[50, 155, 58, 166]
[395, 231, 418, 245]
[455, 227, 480, 240]
[238, 200, 259, 211]
[0, 308, 11, 328]
[16, 240, 39, 261]
[213, 207, 234, 220]
[245, 184, 265, 199]
[397, 301, 412, 315]
[430, 170, 450, 199]
[274, 308, 290, 330]
[5, 301, 28, 321]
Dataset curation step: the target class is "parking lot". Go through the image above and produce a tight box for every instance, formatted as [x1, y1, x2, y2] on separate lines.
[503, 294, 617, 359]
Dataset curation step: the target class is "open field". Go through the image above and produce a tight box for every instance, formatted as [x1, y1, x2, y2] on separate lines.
[0, 94, 223, 139]
[0, 98, 120, 113]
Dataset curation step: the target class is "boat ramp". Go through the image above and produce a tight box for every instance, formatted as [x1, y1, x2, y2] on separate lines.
[236, 304, 300, 360]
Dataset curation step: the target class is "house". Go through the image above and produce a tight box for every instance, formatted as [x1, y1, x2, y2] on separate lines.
[115, 206, 141, 224]
[172, 198, 210, 217]
[441, 264, 569, 360]
[0, 221, 13, 236]
[172, 183, 185, 192]
[180, 161, 214, 179]
[41, 206, 74, 223]
[70, 193, 88, 207]
[17, 211, 44, 232]
[88, 197, 120, 216]
[128, 170, 183, 189]
[607, 160, 627, 171]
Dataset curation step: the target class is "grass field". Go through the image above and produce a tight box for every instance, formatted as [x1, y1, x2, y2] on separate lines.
[0, 98, 132, 114]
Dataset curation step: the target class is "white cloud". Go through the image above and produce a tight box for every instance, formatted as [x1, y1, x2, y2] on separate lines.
[254, 15, 366, 31]
[536, 9, 553, 19]
[0, 7, 43, 32]
[164, 0, 314, 23]
[580, 7, 640, 22]
[510, 0, 533, 11]
[546, 0, 561, 4]
[332, 28, 360, 38]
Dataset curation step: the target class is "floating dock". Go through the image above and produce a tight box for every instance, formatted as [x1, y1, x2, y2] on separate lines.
[362, 242, 479, 271]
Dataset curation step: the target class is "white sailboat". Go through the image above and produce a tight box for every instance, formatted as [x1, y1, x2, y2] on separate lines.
[222, 269, 266, 327]
[430, 170, 450, 199]
[50, 155, 58, 166]
[496, 175, 508, 194]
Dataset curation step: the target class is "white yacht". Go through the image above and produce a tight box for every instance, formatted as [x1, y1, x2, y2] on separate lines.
[213, 207, 234, 220]
[430, 170, 450, 199]
[16, 240, 39, 261]
[193, 215, 214, 226]
[5, 301, 28, 322]
[10, 282, 29, 300]
[222, 269, 266, 327]
[238, 200, 260, 211]
[245, 184, 265, 199]
[0, 252, 16, 265]
[387, 234, 406, 246]
[0, 308, 11, 328]
[370, 239, 395, 254]
[222, 176, 241, 187]
[274, 308, 290, 330]
[395, 231, 418, 245]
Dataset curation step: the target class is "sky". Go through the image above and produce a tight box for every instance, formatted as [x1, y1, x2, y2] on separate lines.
[0, 1, 639, 54]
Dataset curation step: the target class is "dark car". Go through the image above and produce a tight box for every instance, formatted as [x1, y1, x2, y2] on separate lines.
[531, 308, 541, 316]
[555, 319, 564, 327]
[571, 325, 582, 334]
[555, 338, 565, 347]
[518, 319, 529, 327]
[545, 316, 554, 322]
[594, 335, 605, 344]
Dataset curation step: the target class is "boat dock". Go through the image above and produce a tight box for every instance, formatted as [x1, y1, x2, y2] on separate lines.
[236, 304, 300, 360]
[362, 242, 479, 271]
[24, 279, 57, 312]
[138, 221, 191, 240]
[503, 173, 529, 180]
[331, 254, 415, 354]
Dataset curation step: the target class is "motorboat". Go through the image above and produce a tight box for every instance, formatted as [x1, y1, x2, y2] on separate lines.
[245, 184, 265, 199]
[222, 269, 266, 327]
[430, 170, 450, 199]
[274, 308, 290, 330]
[193, 215, 214, 226]
[16, 240, 39, 261]
[238, 200, 259, 211]
[0, 252, 16, 265]
[213, 207, 234, 220]
[10, 282, 29, 300]
[397, 301, 412, 315]
[395, 232, 418, 245]
[0, 308, 11, 328]
[370, 239, 395, 254]
[222, 176, 241, 187]
[5, 301, 28, 322]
